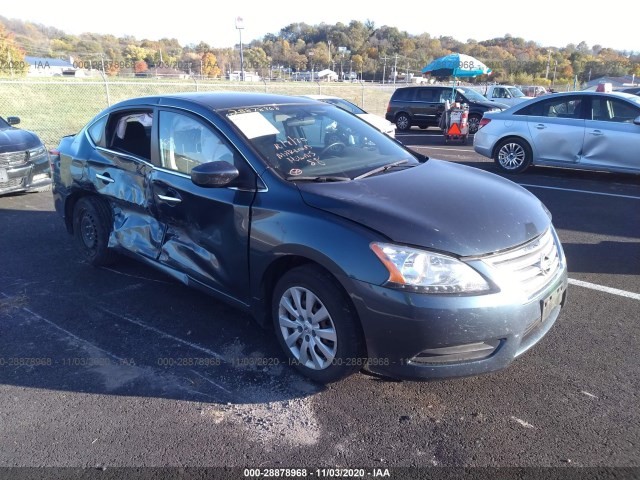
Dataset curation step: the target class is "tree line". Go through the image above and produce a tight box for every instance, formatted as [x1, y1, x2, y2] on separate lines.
[1, 15, 639, 85]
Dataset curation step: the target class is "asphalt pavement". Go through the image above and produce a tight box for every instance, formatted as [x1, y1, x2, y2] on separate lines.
[0, 130, 638, 476]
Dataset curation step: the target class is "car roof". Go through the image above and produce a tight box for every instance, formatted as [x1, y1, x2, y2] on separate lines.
[299, 94, 338, 100]
[551, 90, 639, 100]
[111, 92, 322, 110]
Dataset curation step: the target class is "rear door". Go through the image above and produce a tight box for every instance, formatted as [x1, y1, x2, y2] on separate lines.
[582, 96, 640, 172]
[89, 109, 164, 260]
[524, 95, 586, 164]
[148, 108, 258, 305]
[412, 88, 443, 125]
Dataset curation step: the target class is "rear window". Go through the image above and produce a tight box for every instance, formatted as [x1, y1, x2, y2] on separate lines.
[391, 88, 414, 101]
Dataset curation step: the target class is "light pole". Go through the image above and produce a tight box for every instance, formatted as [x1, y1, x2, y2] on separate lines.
[235, 16, 245, 81]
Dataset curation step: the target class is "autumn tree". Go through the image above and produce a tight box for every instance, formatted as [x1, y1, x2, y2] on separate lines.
[0, 24, 28, 76]
[201, 52, 221, 78]
[134, 60, 148, 73]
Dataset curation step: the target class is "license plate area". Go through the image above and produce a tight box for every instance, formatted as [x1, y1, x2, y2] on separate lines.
[0, 168, 7, 183]
[541, 283, 565, 323]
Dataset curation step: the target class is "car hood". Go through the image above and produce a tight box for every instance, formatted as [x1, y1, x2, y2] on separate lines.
[474, 99, 510, 110]
[297, 160, 550, 257]
[0, 128, 41, 153]
[356, 113, 395, 133]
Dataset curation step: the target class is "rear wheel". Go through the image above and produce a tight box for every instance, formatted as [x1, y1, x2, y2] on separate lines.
[73, 196, 118, 266]
[468, 114, 482, 134]
[493, 138, 532, 174]
[395, 113, 411, 131]
[272, 265, 365, 383]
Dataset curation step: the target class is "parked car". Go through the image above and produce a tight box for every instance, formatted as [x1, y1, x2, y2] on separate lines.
[619, 87, 640, 96]
[483, 85, 533, 107]
[0, 115, 51, 195]
[300, 94, 396, 138]
[52, 92, 567, 383]
[385, 86, 508, 134]
[519, 86, 549, 97]
[474, 91, 640, 174]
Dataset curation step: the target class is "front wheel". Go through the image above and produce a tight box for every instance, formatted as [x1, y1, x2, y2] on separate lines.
[272, 265, 365, 383]
[493, 138, 532, 174]
[395, 113, 411, 132]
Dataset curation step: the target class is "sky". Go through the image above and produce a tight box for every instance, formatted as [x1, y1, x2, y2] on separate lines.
[3, 0, 638, 53]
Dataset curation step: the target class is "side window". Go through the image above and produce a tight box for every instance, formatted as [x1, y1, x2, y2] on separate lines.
[523, 97, 583, 119]
[87, 116, 107, 146]
[107, 111, 153, 160]
[393, 88, 413, 101]
[415, 89, 435, 102]
[493, 87, 504, 99]
[159, 111, 234, 175]
[608, 99, 639, 123]
[591, 98, 640, 123]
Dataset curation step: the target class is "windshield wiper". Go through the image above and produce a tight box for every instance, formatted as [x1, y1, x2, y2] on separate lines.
[286, 175, 351, 182]
[354, 160, 411, 180]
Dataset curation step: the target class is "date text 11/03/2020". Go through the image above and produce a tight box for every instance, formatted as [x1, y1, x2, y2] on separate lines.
[243, 468, 391, 477]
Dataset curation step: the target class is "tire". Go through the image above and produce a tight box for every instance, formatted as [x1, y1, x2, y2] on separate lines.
[493, 138, 532, 174]
[73, 196, 118, 266]
[468, 114, 482, 134]
[395, 113, 411, 131]
[272, 265, 365, 383]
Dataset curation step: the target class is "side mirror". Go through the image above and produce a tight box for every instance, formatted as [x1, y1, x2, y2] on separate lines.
[634, 116, 640, 126]
[6, 116, 20, 126]
[191, 161, 239, 188]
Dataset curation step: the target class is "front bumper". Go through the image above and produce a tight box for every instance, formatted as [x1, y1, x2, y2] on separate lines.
[348, 264, 568, 380]
[0, 156, 51, 195]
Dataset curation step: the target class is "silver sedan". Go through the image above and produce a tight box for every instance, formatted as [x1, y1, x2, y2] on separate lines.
[473, 91, 640, 174]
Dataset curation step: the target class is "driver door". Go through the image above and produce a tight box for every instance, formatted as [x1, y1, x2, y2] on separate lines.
[148, 109, 258, 306]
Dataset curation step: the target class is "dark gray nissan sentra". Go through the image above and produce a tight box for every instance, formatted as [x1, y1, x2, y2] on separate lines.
[51, 92, 568, 383]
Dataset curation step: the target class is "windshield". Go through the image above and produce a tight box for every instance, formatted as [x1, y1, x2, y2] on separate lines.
[507, 87, 526, 98]
[456, 88, 488, 103]
[322, 98, 367, 115]
[0, 117, 10, 129]
[223, 103, 418, 180]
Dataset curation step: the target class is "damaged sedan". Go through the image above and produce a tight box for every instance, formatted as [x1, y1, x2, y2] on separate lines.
[52, 92, 568, 383]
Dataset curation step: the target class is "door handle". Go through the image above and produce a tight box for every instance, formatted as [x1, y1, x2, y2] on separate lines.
[96, 173, 115, 183]
[590, 130, 604, 136]
[157, 194, 182, 204]
[535, 124, 546, 129]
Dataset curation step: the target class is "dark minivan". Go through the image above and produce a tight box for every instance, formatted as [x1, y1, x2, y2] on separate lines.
[52, 92, 567, 383]
[385, 85, 508, 134]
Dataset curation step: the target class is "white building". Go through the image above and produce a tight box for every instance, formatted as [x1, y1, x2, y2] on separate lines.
[25, 56, 80, 77]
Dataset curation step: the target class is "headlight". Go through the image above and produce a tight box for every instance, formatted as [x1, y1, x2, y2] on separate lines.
[371, 242, 490, 294]
[28, 145, 47, 160]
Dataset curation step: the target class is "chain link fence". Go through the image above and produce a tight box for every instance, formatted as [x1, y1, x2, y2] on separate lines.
[0, 78, 398, 148]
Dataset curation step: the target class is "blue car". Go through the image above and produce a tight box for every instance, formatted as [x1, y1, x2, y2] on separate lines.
[51, 92, 568, 383]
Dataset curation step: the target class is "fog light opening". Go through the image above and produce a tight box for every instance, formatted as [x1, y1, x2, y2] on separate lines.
[410, 340, 502, 365]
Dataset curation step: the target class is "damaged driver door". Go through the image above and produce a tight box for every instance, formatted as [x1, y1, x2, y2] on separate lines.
[148, 109, 257, 307]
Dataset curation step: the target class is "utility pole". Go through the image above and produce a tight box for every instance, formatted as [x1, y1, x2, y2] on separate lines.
[381, 56, 388, 85]
[393, 54, 398, 86]
[545, 50, 551, 79]
[236, 16, 245, 81]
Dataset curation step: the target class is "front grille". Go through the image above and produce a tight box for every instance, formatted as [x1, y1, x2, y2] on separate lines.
[483, 228, 561, 299]
[0, 177, 25, 190]
[0, 150, 28, 167]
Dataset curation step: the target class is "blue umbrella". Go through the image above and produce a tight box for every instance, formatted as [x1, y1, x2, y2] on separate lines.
[422, 53, 492, 77]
